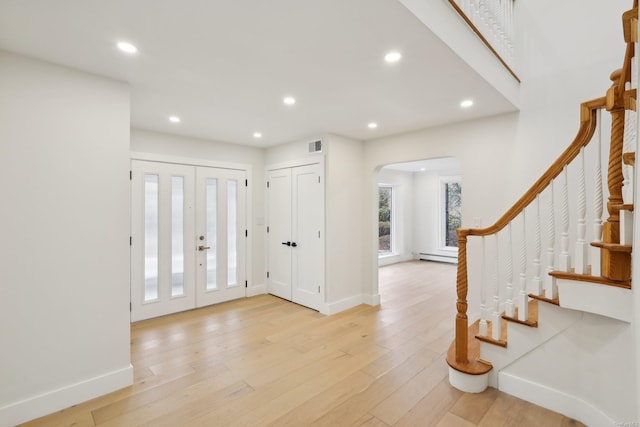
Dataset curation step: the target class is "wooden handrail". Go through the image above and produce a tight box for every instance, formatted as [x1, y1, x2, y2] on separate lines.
[464, 96, 605, 238]
[446, 0, 520, 83]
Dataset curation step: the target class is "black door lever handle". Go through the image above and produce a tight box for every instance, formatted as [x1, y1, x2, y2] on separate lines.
[291, 242, 297, 247]
[281, 241, 291, 246]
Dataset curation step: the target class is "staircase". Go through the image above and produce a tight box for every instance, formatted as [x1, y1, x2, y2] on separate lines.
[446, 3, 639, 425]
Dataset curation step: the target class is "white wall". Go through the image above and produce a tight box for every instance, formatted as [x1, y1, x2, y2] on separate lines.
[0, 51, 132, 426]
[265, 134, 367, 311]
[377, 168, 414, 266]
[363, 113, 518, 315]
[130, 129, 266, 294]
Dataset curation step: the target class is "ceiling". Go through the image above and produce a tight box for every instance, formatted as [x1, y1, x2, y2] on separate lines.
[383, 157, 460, 173]
[0, 0, 517, 147]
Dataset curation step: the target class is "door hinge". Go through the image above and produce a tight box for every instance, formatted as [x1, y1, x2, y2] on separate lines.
[130, 170, 132, 180]
[129, 302, 132, 312]
[245, 280, 248, 288]
[267, 226, 270, 233]
[245, 179, 248, 187]
[318, 286, 320, 293]
[318, 231, 320, 238]
[245, 229, 248, 237]
[318, 176, 320, 184]
[130, 236, 132, 246]
[267, 271, 270, 278]
[267, 181, 270, 188]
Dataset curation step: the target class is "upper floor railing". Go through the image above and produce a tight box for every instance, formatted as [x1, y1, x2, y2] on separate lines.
[447, 0, 518, 81]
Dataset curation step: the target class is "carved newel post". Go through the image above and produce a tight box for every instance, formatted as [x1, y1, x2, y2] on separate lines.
[600, 69, 632, 281]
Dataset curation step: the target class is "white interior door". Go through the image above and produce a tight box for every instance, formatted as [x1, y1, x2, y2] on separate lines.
[267, 164, 323, 311]
[292, 164, 323, 311]
[267, 168, 293, 300]
[131, 161, 195, 322]
[195, 166, 247, 307]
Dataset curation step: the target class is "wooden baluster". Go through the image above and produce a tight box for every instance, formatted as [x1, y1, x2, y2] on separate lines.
[518, 211, 529, 321]
[545, 182, 558, 298]
[479, 236, 488, 336]
[491, 234, 501, 341]
[559, 166, 572, 272]
[592, 110, 604, 277]
[504, 222, 515, 317]
[575, 147, 588, 274]
[455, 230, 470, 364]
[532, 194, 543, 294]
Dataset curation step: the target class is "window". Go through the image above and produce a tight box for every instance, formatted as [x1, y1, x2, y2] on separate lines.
[442, 179, 462, 248]
[378, 185, 393, 254]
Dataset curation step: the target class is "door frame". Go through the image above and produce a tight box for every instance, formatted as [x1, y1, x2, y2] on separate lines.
[266, 157, 326, 314]
[130, 151, 253, 316]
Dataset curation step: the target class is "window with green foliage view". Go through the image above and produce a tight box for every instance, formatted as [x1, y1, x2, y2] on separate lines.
[445, 181, 461, 248]
[378, 186, 392, 253]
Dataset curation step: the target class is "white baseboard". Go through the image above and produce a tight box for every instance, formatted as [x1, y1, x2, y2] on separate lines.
[0, 364, 133, 427]
[246, 282, 266, 297]
[419, 253, 458, 264]
[498, 372, 615, 427]
[321, 293, 382, 315]
[362, 293, 381, 306]
[322, 294, 365, 315]
[378, 253, 413, 267]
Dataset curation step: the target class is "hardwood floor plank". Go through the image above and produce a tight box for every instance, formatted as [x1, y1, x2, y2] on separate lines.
[394, 378, 463, 427]
[19, 261, 581, 427]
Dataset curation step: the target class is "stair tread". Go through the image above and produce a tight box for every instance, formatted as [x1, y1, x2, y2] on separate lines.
[475, 318, 508, 348]
[446, 319, 493, 375]
[550, 269, 631, 289]
[529, 291, 560, 306]
[590, 241, 633, 252]
[623, 152, 635, 166]
[502, 299, 539, 327]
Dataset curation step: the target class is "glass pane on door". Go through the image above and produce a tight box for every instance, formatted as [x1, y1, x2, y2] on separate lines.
[144, 174, 159, 301]
[171, 176, 185, 297]
[227, 180, 237, 286]
[206, 178, 218, 290]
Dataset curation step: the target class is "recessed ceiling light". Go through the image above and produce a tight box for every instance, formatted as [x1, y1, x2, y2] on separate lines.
[368, 122, 378, 129]
[169, 116, 181, 123]
[253, 132, 262, 138]
[420, 168, 426, 171]
[460, 99, 474, 108]
[117, 41, 138, 54]
[283, 96, 296, 105]
[384, 51, 402, 63]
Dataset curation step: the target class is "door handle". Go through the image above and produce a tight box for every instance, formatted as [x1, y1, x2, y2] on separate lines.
[281, 241, 291, 246]
[291, 242, 297, 247]
[198, 245, 211, 251]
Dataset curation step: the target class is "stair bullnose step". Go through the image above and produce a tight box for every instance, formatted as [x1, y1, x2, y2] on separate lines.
[446, 319, 493, 375]
[549, 270, 631, 289]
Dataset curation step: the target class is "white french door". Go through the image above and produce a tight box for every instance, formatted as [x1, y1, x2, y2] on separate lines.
[195, 167, 246, 307]
[131, 160, 246, 322]
[267, 163, 323, 311]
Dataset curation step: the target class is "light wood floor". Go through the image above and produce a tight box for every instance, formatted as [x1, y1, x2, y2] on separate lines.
[21, 261, 583, 427]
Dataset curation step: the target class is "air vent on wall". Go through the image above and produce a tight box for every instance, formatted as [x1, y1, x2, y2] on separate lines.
[308, 139, 322, 153]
